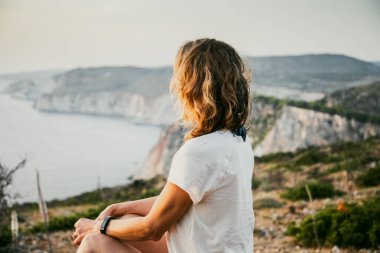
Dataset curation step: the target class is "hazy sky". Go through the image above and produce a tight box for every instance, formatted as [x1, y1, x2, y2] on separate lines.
[0, 0, 379, 74]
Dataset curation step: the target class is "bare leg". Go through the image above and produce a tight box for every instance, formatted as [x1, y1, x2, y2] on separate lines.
[77, 233, 141, 253]
[76, 214, 168, 253]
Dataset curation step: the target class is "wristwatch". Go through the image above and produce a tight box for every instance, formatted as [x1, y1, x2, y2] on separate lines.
[100, 216, 114, 235]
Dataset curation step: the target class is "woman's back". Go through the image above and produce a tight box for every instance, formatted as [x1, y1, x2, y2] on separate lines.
[72, 38, 255, 253]
[167, 129, 255, 253]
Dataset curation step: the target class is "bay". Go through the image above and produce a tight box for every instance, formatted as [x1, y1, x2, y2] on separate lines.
[0, 94, 162, 203]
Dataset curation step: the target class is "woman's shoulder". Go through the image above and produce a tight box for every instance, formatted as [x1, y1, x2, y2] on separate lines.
[175, 130, 232, 160]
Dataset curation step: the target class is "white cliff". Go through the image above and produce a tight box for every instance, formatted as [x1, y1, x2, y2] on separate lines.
[253, 106, 380, 156]
[34, 92, 180, 126]
[134, 105, 380, 179]
[2, 80, 38, 101]
[133, 124, 184, 179]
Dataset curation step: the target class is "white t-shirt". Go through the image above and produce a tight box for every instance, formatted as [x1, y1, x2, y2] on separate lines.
[166, 129, 255, 253]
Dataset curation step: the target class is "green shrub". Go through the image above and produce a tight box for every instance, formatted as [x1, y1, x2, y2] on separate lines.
[30, 205, 106, 233]
[295, 149, 326, 165]
[252, 178, 261, 189]
[135, 188, 161, 199]
[255, 151, 295, 163]
[0, 225, 11, 247]
[48, 191, 104, 207]
[307, 167, 322, 178]
[286, 197, 380, 249]
[30, 184, 160, 233]
[44, 176, 165, 208]
[28, 177, 165, 232]
[253, 198, 283, 209]
[356, 167, 380, 187]
[280, 181, 344, 201]
[287, 99, 380, 124]
[285, 221, 300, 236]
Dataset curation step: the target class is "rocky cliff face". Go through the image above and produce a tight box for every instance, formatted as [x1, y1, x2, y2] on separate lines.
[34, 92, 180, 125]
[134, 103, 380, 179]
[30, 66, 179, 125]
[3, 58, 379, 180]
[320, 81, 380, 117]
[253, 105, 380, 156]
[32, 83, 321, 125]
[7, 54, 379, 126]
[1, 80, 38, 100]
[133, 123, 185, 179]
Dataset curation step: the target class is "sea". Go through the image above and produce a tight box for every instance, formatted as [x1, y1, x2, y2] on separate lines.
[0, 91, 162, 204]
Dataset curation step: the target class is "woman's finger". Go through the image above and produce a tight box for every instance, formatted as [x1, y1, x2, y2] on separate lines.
[73, 234, 83, 246]
[72, 231, 78, 240]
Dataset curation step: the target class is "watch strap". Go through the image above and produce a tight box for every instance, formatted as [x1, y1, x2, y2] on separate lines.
[100, 216, 114, 235]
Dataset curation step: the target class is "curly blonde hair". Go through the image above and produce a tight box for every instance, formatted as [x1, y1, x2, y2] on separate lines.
[170, 38, 252, 142]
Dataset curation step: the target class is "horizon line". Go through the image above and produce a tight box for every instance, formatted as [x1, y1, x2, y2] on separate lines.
[1, 52, 379, 76]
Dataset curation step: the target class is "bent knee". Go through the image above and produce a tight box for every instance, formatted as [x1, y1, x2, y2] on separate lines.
[80, 233, 106, 253]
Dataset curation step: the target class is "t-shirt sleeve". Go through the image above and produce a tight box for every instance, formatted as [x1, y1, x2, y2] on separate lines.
[167, 144, 229, 205]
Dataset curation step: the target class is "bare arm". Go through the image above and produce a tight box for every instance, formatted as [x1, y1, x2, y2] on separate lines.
[97, 196, 158, 220]
[105, 182, 192, 241]
[114, 196, 157, 216]
[74, 182, 192, 244]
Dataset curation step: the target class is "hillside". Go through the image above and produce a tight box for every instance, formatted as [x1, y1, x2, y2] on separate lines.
[248, 54, 380, 93]
[1, 80, 38, 100]
[319, 81, 380, 117]
[7, 137, 379, 252]
[0, 69, 64, 82]
[134, 97, 380, 179]
[133, 78, 380, 179]
[51, 66, 172, 98]
[2, 54, 379, 126]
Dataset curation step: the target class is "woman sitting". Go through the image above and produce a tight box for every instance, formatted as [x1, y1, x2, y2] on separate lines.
[72, 38, 255, 253]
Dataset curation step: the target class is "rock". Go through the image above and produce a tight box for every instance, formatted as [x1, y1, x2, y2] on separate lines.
[253, 106, 380, 155]
[331, 245, 340, 253]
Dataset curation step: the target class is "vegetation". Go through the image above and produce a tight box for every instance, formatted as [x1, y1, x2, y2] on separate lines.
[0, 158, 26, 210]
[280, 181, 344, 201]
[0, 225, 11, 248]
[252, 178, 261, 189]
[261, 170, 285, 191]
[45, 176, 164, 208]
[287, 99, 380, 124]
[356, 167, 380, 187]
[256, 136, 380, 179]
[255, 151, 296, 164]
[28, 177, 165, 232]
[286, 196, 380, 249]
[253, 95, 287, 109]
[253, 91, 380, 125]
[285, 221, 300, 236]
[5, 135, 379, 249]
[30, 205, 105, 233]
[250, 54, 380, 94]
[319, 81, 380, 117]
[253, 136, 380, 249]
[253, 198, 283, 209]
[0, 158, 26, 248]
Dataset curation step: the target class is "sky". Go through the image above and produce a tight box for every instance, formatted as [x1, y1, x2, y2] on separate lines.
[0, 0, 379, 74]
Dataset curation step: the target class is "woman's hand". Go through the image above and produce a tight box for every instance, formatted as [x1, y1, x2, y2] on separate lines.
[96, 204, 118, 221]
[72, 218, 101, 246]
